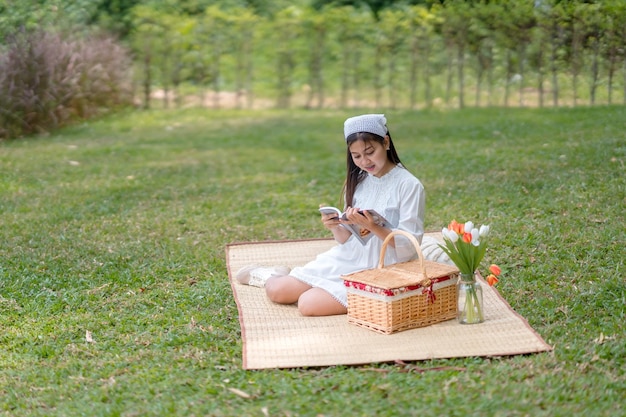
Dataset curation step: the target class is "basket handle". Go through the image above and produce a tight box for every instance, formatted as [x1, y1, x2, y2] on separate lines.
[378, 230, 428, 280]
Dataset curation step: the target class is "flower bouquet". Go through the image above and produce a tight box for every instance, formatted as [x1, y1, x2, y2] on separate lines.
[439, 220, 502, 324]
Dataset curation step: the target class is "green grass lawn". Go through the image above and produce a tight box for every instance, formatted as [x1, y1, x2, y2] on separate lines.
[0, 106, 624, 416]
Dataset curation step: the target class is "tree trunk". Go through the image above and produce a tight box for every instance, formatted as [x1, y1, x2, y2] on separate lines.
[276, 52, 294, 109]
[623, 57, 626, 105]
[457, 44, 465, 109]
[475, 66, 483, 107]
[339, 47, 351, 109]
[388, 54, 397, 110]
[409, 37, 419, 110]
[212, 54, 221, 109]
[162, 57, 170, 110]
[487, 46, 494, 107]
[571, 30, 582, 107]
[590, 42, 599, 105]
[196, 65, 206, 108]
[340, 47, 350, 109]
[424, 41, 432, 108]
[234, 31, 251, 110]
[374, 44, 383, 108]
[247, 26, 256, 109]
[606, 56, 616, 105]
[537, 64, 544, 108]
[504, 50, 512, 107]
[353, 50, 361, 108]
[245, 51, 254, 110]
[537, 42, 545, 108]
[445, 47, 453, 106]
[518, 45, 526, 107]
[572, 72, 578, 107]
[172, 61, 182, 109]
[305, 26, 325, 109]
[550, 33, 559, 107]
[142, 41, 151, 110]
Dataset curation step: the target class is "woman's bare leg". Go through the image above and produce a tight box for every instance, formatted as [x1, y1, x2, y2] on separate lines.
[297, 288, 347, 317]
[265, 275, 347, 316]
[265, 275, 311, 304]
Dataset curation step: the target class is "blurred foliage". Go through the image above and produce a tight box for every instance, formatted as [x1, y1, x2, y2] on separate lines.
[1, 0, 624, 139]
[0, 29, 133, 139]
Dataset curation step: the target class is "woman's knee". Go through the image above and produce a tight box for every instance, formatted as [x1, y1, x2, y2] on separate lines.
[265, 275, 306, 304]
[264, 277, 284, 303]
[297, 295, 316, 316]
[297, 289, 347, 317]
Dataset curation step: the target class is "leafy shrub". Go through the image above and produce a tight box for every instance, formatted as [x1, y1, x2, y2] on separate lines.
[0, 29, 133, 139]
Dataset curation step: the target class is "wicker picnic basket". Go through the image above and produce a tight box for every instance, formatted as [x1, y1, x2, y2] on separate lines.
[342, 230, 460, 334]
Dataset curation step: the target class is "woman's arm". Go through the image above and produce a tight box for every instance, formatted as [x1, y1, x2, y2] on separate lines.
[392, 179, 425, 259]
[321, 212, 351, 244]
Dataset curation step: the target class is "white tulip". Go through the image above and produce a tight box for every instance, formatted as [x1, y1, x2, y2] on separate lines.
[464, 221, 474, 232]
[443, 228, 459, 242]
[471, 228, 480, 246]
[479, 224, 490, 237]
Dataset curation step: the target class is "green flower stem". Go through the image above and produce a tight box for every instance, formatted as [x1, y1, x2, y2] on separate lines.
[463, 284, 484, 323]
[460, 275, 484, 324]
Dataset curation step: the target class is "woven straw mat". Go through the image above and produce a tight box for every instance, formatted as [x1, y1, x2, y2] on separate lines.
[225, 232, 552, 369]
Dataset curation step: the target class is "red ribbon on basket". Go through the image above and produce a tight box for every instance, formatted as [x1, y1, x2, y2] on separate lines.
[422, 279, 436, 304]
[344, 276, 450, 301]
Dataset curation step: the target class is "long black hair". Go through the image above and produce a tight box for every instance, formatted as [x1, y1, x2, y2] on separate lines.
[341, 131, 403, 208]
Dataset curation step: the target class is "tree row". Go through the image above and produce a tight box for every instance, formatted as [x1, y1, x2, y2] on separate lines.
[130, 0, 626, 110]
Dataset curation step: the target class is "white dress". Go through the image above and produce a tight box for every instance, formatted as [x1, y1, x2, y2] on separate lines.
[289, 165, 425, 307]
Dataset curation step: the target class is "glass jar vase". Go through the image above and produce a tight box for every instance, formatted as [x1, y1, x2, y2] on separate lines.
[457, 273, 484, 324]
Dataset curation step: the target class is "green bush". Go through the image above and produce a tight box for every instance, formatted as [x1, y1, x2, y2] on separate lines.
[0, 29, 133, 140]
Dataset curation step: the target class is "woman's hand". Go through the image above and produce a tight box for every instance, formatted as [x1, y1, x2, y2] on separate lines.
[321, 212, 342, 231]
[344, 207, 392, 244]
[343, 207, 375, 229]
[319, 204, 351, 244]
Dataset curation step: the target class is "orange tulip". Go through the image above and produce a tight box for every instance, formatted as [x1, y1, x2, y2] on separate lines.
[449, 220, 464, 234]
[489, 264, 502, 276]
[486, 274, 499, 286]
[462, 232, 472, 243]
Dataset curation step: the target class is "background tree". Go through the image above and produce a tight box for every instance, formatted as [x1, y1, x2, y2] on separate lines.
[169, 16, 195, 108]
[527, 21, 547, 108]
[406, 5, 437, 109]
[3, 0, 626, 137]
[600, 0, 626, 105]
[131, 5, 166, 109]
[272, 6, 303, 108]
[0, 0, 98, 40]
[88, 0, 142, 38]
[312, 0, 409, 20]
[229, 7, 259, 109]
[379, 8, 409, 109]
[563, 2, 587, 106]
[504, 0, 536, 107]
[494, 6, 512, 106]
[583, 2, 603, 105]
[303, 7, 329, 109]
[437, 0, 472, 108]
[151, 12, 188, 109]
[467, 2, 495, 107]
[534, 2, 556, 107]
[331, 6, 370, 108]
[201, 6, 229, 109]
[542, 1, 568, 107]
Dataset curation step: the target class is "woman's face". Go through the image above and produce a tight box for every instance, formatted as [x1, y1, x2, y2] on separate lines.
[348, 137, 393, 178]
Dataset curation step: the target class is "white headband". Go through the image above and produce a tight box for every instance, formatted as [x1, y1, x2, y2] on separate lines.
[343, 114, 387, 140]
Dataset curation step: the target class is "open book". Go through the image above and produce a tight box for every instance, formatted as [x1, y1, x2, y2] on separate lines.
[319, 206, 392, 245]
